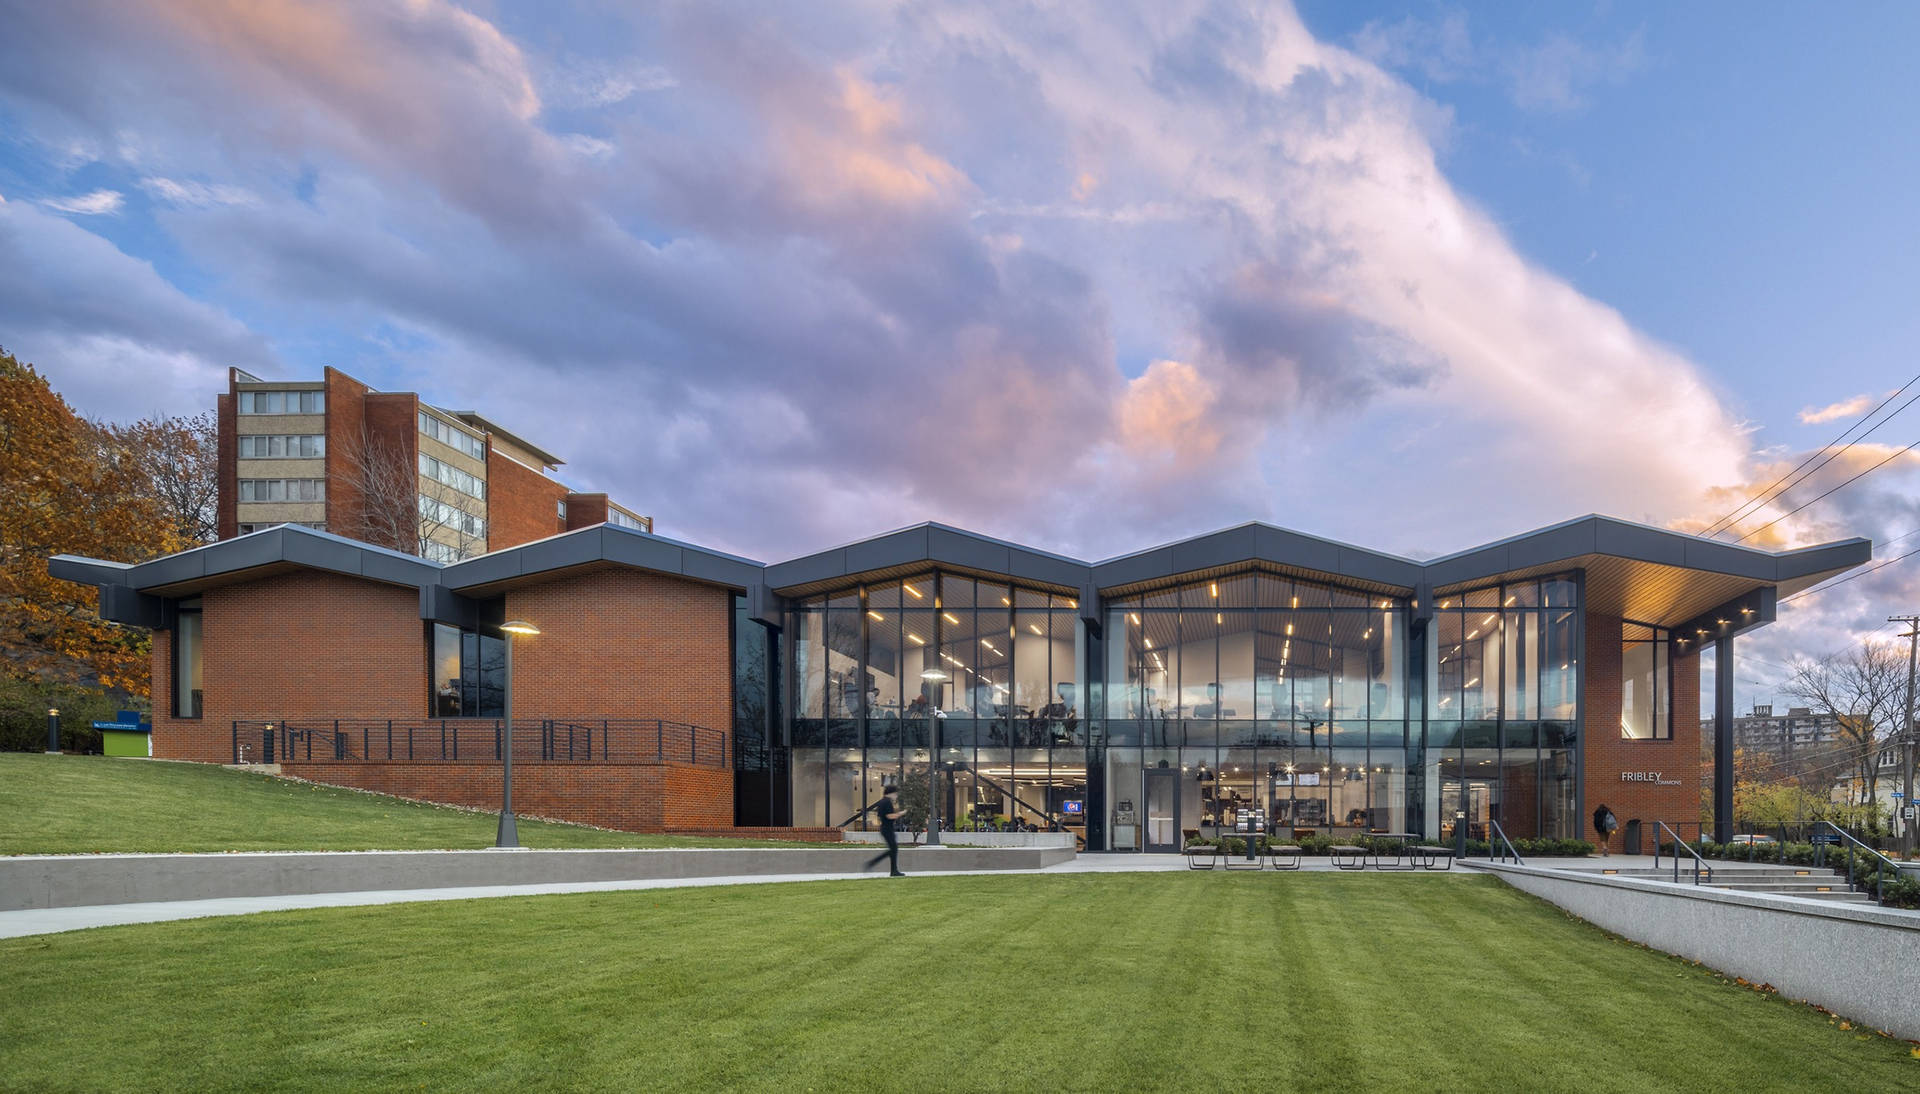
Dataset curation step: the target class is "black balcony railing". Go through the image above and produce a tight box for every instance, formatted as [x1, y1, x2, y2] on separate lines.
[231, 718, 728, 769]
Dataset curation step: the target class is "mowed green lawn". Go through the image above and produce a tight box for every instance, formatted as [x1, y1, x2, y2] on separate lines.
[2, 874, 1912, 1092]
[0, 753, 835, 853]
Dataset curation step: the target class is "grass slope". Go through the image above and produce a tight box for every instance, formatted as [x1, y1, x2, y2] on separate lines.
[0, 753, 832, 853]
[1, 874, 1912, 1091]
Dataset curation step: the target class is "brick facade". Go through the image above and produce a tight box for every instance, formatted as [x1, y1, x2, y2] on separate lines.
[1581, 609, 1704, 849]
[505, 568, 734, 732]
[149, 564, 747, 833]
[486, 442, 570, 548]
[215, 391, 237, 540]
[279, 761, 735, 831]
[563, 493, 609, 530]
[151, 570, 425, 763]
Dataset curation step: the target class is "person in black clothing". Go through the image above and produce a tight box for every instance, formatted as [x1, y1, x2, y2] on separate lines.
[1592, 803, 1618, 857]
[865, 784, 907, 877]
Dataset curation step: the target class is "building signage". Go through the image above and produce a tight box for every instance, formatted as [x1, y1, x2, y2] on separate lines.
[1619, 771, 1683, 786]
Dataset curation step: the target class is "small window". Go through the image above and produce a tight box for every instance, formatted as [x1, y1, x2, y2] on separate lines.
[174, 598, 203, 718]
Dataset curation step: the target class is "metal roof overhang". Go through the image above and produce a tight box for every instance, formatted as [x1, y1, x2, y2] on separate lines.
[438, 524, 764, 597]
[48, 514, 1872, 639]
[52, 526, 440, 598]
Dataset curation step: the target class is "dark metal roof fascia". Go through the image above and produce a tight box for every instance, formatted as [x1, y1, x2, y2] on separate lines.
[56, 526, 442, 595]
[47, 555, 134, 587]
[1417, 516, 1871, 590]
[438, 524, 766, 593]
[764, 522, 1095, 594]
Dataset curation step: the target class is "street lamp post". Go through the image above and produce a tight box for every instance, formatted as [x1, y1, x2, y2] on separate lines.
[496, 620, 541, 849]
[46, 708, 60, 754]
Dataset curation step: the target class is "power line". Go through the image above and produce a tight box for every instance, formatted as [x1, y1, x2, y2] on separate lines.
[1734, 438, 1920, 544]
[1701, 374, 1920, 538]
[1780, 543, 1920, 605]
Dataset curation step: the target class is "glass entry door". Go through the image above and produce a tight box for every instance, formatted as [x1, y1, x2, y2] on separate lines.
[1144, 769, 1180, 852]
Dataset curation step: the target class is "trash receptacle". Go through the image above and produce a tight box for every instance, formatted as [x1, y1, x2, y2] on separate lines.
[1623, 818, 1643, 856]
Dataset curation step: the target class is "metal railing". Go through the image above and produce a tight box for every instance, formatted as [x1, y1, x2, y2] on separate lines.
[1652, 820, 1714, 885]
[1486, 818, 1525, 865]
[231, 718, 728, 769]
[1814, 821, 1904, 905]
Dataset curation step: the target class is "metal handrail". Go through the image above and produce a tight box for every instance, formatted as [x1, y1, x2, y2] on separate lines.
[1815, 821, 1902, 904]
[1486, 819, 1525, 865]
[1652, 821, 1713, 885]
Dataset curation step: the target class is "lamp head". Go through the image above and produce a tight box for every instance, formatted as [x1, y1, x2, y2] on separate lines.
[48, 707, 59, 717]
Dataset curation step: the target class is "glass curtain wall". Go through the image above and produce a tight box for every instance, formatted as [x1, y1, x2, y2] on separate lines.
[1427, 575, 1580, 841]
[786, 572, 1084, 839]
[1102, 573, 1409, 849]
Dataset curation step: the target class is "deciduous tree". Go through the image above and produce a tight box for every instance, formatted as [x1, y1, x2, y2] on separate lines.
[0, 349, 181, 692]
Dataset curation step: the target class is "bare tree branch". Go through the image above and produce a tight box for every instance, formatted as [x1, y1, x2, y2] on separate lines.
[1782, 642, 1903, 809]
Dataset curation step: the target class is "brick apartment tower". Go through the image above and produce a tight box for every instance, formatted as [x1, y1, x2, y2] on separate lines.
[217, 366, 650, 558]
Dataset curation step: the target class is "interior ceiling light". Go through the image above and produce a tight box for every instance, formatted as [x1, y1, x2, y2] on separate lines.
[1028, 623, 1043, 636]
[907, 633, 925, 645]
[868, 611, 883, 621]
[1002, 596, 1012, 606]
[943, 612, 960, 625]
[904, 584, 923, 599]
[1210, 583, 1219, 598]
[1129, 612, 1141, 625]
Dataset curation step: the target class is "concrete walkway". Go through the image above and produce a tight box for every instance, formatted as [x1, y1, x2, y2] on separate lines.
[0, 851, 1458, 939]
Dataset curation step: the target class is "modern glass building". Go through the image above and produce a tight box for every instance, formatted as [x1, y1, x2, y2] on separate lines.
[55, 513, 1870, 846]
[747, 518, 1868, 850]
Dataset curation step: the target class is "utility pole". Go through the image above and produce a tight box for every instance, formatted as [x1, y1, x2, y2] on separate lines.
[1890, 616, 1919, 855]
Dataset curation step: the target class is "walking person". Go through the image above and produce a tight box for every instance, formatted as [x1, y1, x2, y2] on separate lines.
[864, 783, 907, 877]
[1592, 802, 1618, 857]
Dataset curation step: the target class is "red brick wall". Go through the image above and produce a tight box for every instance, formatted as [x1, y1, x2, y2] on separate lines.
[150, 571, 426, 763]
[487, 444, 570, 548]
[215, 390, 237, 540]
[323, 367, 374, 545]
[147, 563, 746, 828]
[280, 761, 733, 831]
[564, 493, 609, 531]
[1582, 610, 1703, 847]
[505, 569, 734, 731]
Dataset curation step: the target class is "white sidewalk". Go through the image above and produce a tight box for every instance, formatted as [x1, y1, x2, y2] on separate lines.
[0, 852, 1454, 939]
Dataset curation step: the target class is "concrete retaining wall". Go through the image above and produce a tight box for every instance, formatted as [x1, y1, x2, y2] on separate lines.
[1469, 861, 1920, 1040]
[0, 846, 1076, 912]
[843, 831, 1076, 849]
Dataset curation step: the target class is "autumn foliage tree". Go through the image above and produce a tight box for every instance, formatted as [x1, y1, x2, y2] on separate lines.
[0, 349, 185, 693]
[101, 411, 218, 546]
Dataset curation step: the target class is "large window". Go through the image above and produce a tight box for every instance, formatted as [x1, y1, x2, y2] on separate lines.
[173, 598, 203, 718]
[238, 478, 325, 502]
[419, 411, 486, 459]
[786, 572, 1083, 830]
[430, 623, 504, 717]
[1427, 576, 1582, 840]
[237, 434, 325, 458]
[418, 495, 485, 538]
[419, 454, 486, 500]
[237, 390, 324, 414]
[1621, 621, 1671, 740]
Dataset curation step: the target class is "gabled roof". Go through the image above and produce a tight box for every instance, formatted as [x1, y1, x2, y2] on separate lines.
[49, 513, 1873, 635]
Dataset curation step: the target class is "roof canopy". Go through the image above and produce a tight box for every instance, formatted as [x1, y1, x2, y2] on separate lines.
[51, 514, 1870, 637]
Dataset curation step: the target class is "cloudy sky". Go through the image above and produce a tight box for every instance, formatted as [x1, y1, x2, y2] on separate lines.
[3, 1, 1918, 710]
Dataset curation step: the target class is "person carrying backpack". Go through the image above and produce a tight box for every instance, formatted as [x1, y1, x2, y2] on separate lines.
[1592, 803, 1618, 856]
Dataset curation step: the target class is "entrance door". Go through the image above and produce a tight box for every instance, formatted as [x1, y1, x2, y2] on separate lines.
[1144, 769, 1180, 852]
